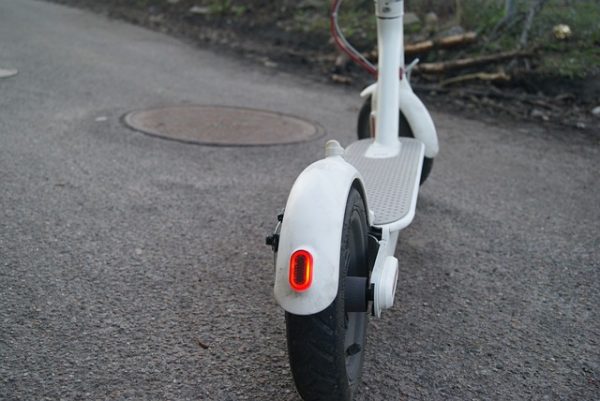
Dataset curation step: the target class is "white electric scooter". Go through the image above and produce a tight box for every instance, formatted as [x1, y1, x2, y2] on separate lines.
[266, 1, 439, 400]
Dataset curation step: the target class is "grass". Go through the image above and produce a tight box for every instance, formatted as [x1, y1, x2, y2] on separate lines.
[458, 0, 599, 78]
[284, 0, 599, 78]
[533, 1, 600, 78]
[78, 0, 599, 79]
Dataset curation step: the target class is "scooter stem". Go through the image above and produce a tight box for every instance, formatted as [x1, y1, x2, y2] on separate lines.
[366, 0, 404, 158]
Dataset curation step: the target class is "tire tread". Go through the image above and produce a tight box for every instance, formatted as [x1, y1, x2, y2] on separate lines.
[286, 188, 368, 401]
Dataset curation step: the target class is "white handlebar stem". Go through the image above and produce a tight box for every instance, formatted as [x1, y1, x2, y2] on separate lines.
[367, 0, 404, 158]
[375, 0, 404, 19]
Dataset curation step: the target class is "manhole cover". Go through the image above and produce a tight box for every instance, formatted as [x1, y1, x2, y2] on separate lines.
[123, 105, 323, 146]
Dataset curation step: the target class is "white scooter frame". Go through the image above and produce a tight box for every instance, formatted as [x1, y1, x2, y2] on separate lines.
[267, 1, 439, 400]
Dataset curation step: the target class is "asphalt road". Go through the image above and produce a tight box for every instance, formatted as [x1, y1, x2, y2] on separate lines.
[1, 1, 599, 400]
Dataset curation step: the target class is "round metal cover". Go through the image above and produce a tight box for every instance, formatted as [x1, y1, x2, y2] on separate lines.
[123, 105, 323, 146]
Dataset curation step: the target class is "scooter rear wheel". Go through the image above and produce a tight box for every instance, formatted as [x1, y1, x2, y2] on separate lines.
[285, 186, 369, 401]
[357, 96, 434, 184]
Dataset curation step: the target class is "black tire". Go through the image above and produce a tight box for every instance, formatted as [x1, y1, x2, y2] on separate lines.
[286, 186, 369, 401]
[357, 96, 434, 185]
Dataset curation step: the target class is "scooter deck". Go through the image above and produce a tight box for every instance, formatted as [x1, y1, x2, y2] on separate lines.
[344, 138, 424, 228]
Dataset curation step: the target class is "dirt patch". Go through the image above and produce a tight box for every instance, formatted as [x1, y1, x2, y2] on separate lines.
[47, 0, 599, 134]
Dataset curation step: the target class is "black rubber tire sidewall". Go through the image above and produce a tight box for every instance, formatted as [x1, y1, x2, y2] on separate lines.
[286, 186, 369, 401]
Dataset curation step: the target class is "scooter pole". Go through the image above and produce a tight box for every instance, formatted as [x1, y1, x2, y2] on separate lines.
[367, 0, 404, 158]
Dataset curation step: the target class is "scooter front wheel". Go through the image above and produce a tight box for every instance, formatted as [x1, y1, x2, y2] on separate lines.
[286, 187, 369, 401]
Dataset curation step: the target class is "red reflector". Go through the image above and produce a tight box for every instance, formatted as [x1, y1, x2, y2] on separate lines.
[289, 250, 313, 292]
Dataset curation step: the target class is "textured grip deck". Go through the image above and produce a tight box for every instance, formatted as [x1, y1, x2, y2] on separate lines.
[344, 138, 424, 225]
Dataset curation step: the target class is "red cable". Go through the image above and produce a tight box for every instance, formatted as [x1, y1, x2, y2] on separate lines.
[329, 0, 405, 80]
[330, 0, 377, 77]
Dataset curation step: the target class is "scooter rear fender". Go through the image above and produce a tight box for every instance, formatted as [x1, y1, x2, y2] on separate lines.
[274, 155, 368, 316]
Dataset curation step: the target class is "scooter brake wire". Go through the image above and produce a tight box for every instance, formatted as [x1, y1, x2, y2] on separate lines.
[330, 0, 378, 77]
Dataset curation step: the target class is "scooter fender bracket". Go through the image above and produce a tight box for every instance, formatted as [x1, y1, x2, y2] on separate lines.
[274, 153, 369, 316]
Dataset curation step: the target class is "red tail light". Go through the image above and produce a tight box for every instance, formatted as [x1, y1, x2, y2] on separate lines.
[289, 250, 313, 292]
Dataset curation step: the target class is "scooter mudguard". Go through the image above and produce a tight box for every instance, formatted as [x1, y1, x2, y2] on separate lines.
[274, 154, 368, 316]
[361, 81, 439, 158]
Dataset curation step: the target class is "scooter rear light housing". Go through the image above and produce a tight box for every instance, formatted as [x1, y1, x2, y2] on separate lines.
[289, 250, 313, 292]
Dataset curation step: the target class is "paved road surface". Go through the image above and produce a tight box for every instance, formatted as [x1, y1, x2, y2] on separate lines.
[1, 1, 598, 400]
